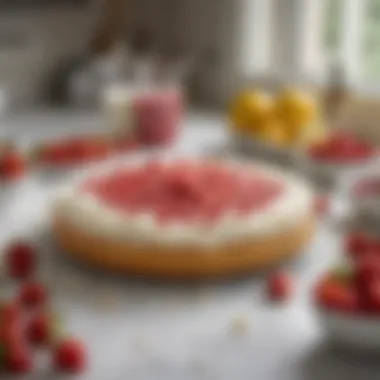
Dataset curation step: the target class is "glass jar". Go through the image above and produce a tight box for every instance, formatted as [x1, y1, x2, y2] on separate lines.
[133, 84, 183, 145]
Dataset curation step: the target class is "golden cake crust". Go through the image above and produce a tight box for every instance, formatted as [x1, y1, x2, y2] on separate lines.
[52, 214, 316, 279]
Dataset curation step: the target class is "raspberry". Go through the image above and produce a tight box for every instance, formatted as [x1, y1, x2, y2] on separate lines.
[53, 338, 87, 373]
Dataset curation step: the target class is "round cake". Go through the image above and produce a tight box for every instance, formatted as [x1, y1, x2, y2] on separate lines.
[52, 158, 316, 278]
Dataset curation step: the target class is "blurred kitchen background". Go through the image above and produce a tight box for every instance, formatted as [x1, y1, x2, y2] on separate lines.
[0, 0, 379, 137]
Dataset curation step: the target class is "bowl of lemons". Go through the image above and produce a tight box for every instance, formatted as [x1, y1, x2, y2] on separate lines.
[229, 87, 327, 166]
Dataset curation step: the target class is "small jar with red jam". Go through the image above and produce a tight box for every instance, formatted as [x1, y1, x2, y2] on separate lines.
[133, 85, 183, 146]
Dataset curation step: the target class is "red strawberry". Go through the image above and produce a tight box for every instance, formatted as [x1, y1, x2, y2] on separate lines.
[53, 338, 87, 373]
[353, 255, 380, 292]
[345, 232, 375, 258]
[18, 281, 48, 309]
[266, 271, 293, 301]
[5, 345, 33, 374]
[364, 279, 380, 313]
[5, 241, 36, 279]
[315, 276, 358, 313]
[0, 150, 25, 180]
[26, 312, 57, 346]
[0, 320, 23, 349]
[0, 301, 21, 326]
[39, 144, 67, 164]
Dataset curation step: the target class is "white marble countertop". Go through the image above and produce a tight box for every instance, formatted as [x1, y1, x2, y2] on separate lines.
[1, 110, 378, 380]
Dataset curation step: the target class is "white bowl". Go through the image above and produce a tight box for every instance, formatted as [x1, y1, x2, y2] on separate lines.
[232, 133, 300, 168]
[317, 307, 380, 352]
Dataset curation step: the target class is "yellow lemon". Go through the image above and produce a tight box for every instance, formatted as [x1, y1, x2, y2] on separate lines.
[254, 120, 289, 147]
[229, 90, 275, 133]
[276, 88, 317, 127]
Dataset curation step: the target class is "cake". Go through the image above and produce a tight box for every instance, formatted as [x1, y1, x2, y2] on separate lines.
[52, 158, 316, 278]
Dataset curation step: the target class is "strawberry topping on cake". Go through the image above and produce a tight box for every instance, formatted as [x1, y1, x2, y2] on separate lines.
[81, 161, 285, 223]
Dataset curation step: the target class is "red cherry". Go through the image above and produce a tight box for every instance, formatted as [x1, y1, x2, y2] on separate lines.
[5, 345, 33, 374]
[0, 151, 25, 180]
[266, 271, 293, 301]
[53, 338, 87, 373]
[5, 241, 36, 279]
[315, 276, 358, 313]
[26, 313, 51, 346]
[18, 281, 48, 309]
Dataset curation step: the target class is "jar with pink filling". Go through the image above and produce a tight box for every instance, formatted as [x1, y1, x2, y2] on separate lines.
[133, 85, 183, 146]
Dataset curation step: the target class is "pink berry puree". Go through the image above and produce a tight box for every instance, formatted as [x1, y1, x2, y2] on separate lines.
[81, 161, 285, 223]
[134, 87, 182, 145]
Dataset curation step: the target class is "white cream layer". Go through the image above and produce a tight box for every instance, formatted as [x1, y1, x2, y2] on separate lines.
[53, 158, 314, 247]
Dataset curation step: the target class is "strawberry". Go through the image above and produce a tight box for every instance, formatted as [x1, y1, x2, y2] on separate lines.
[18, 281, 48, 309]
[0, 150, 25, 180]
[0, 301, 21, 326]
[315, 276, 358, 313]
[345, 232, 375, 259]
[38, 144, 67, 164]
[87, 139, 112, 161]
[364, 279, 380, 313]
[26, 312, 59, 346]
[0, 320, 23, 349]
[353, 255, 380, 292]
[5, 345, 33, 374]
[53, 338, 87, 373]
[5, 241, 36, 279]
[266, 271, 293, 302]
